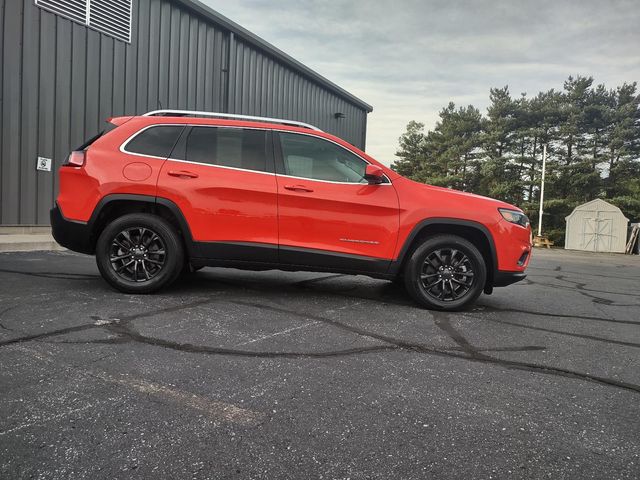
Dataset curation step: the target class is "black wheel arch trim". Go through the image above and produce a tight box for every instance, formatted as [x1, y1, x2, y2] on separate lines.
[390, 217, 499, 282]
[71, 194, 198, 257]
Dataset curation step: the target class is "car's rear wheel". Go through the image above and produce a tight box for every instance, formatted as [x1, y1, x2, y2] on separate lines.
[96, 213, 184, 294]
[404, 234, 486, 311]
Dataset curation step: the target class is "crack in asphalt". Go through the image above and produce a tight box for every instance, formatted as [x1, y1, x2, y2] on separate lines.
[0, 297, 400, 359]
[0, 323, 99, 347]
[0, 268, 99, 280]
[238, 302, 640, 394]
[515, 275, 640, 308]
[484, 318, 640, 349]
[528, 265, 640, 281]
[0, 306, 16, 332]
[530, 274, 640, 300]
[43, 336, 547, 354]
[1, 268, 639, 394]
[2, 295, 637, 394]
[431, 316, 640, 394]
[473, 305, 640, 326]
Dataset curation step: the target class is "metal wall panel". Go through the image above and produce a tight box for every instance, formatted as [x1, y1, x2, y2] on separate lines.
[0, 0, 369, 225]
[21, 0, 39, 221]
[228, 38, 367, 148]
[1, 0, 22, 224]
[0, 0, 4, 222]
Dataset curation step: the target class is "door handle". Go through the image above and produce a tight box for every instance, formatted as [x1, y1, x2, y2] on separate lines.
[168, 170, 199, 178]
[284, 184, 314, 192]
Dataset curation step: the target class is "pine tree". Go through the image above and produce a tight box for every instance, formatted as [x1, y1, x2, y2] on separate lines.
[392, 75, 640, 244]
[604, 82, 640, 197]
[412, 103, 483, 191]
[392, 121, 426, 178]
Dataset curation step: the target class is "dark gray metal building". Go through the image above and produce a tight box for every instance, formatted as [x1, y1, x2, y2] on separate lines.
[0, 0, 372, 225]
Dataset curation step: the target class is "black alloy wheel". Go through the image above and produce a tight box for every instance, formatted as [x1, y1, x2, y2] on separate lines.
[419, 248, 475, 302]
[404, 234, 487, 310]
[109, 227, 167, 283]
[96, 213, 184, 294]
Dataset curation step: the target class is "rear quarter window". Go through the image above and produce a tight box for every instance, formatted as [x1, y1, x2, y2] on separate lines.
[76, 121, 120, 151]
[124, 126, 184, 158]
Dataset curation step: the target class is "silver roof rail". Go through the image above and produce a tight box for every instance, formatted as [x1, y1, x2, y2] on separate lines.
[143, 109, 322, 131]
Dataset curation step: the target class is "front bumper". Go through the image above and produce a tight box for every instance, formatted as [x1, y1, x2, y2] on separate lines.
[489, 218, 531, 289]
[50, 204, 93, 254]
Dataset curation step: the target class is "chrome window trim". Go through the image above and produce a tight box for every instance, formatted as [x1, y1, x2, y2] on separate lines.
[120, 123, 392, 184]
[275, 173, 392, 186]
[163, 158, 276, 177]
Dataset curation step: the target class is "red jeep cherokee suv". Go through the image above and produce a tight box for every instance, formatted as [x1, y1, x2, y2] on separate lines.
[51, 110, 531, 310]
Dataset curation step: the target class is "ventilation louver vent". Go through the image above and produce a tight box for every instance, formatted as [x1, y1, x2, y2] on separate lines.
[35, 0, 132, 43]
[88, 0, 132, 42]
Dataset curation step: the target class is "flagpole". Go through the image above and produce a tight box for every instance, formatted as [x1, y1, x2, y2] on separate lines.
[537, 144, 547, 237]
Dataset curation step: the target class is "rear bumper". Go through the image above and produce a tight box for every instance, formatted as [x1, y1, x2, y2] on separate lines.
[50, 204, 93, 254]
[493, 270, 527, 287]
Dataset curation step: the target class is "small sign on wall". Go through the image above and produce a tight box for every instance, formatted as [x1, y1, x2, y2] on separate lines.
[36, 156, 52, 172]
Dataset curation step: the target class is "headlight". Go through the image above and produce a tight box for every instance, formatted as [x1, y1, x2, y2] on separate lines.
[499, 208, 529, 228]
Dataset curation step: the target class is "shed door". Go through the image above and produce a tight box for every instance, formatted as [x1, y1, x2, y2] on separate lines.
[582, 215, 612, 252]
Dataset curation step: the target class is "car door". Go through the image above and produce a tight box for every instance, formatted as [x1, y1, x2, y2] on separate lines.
[157, 125, 279, 262]
[275, 131, 400, 273]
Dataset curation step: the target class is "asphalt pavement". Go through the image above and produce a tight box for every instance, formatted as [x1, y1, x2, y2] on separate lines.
[1, 248, 639, 479]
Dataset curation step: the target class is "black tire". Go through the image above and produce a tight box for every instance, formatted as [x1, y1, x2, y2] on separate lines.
[96, 213, 184, 294]
[403, 234, 486, 311]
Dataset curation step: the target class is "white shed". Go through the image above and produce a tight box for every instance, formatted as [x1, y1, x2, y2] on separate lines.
[565, 199, 629, 253]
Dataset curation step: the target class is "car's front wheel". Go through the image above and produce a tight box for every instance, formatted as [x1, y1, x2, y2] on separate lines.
[96, 213, 184, 294]
[404, 234, 486, 311]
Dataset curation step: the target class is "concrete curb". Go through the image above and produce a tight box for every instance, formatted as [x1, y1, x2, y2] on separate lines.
[0, 233, 66, 253]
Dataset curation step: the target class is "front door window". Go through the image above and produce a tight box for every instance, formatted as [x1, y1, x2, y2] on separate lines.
[279, 132, 368, 183]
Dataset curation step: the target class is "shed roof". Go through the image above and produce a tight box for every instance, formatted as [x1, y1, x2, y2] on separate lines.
[565, 198, 629, 220]
[171, 0, 373, 113]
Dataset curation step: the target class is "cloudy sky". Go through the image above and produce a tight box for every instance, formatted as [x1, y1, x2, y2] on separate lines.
[202, 0, 640, 165]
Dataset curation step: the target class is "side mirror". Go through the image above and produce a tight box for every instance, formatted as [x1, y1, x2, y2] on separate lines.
[364, 164, 385, 184]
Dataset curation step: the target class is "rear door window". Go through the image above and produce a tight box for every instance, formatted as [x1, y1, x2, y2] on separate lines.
[181, 127, 268, 173]
[125, 126, 184, 158]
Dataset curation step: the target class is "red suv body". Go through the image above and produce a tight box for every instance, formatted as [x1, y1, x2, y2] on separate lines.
[51, 111, 531, 310]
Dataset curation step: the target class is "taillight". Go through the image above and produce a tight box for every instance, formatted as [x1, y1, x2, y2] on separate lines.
[65, 151, 85, 167]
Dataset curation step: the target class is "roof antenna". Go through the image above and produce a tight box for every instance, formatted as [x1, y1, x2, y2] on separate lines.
[158, 99, 164, 111]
